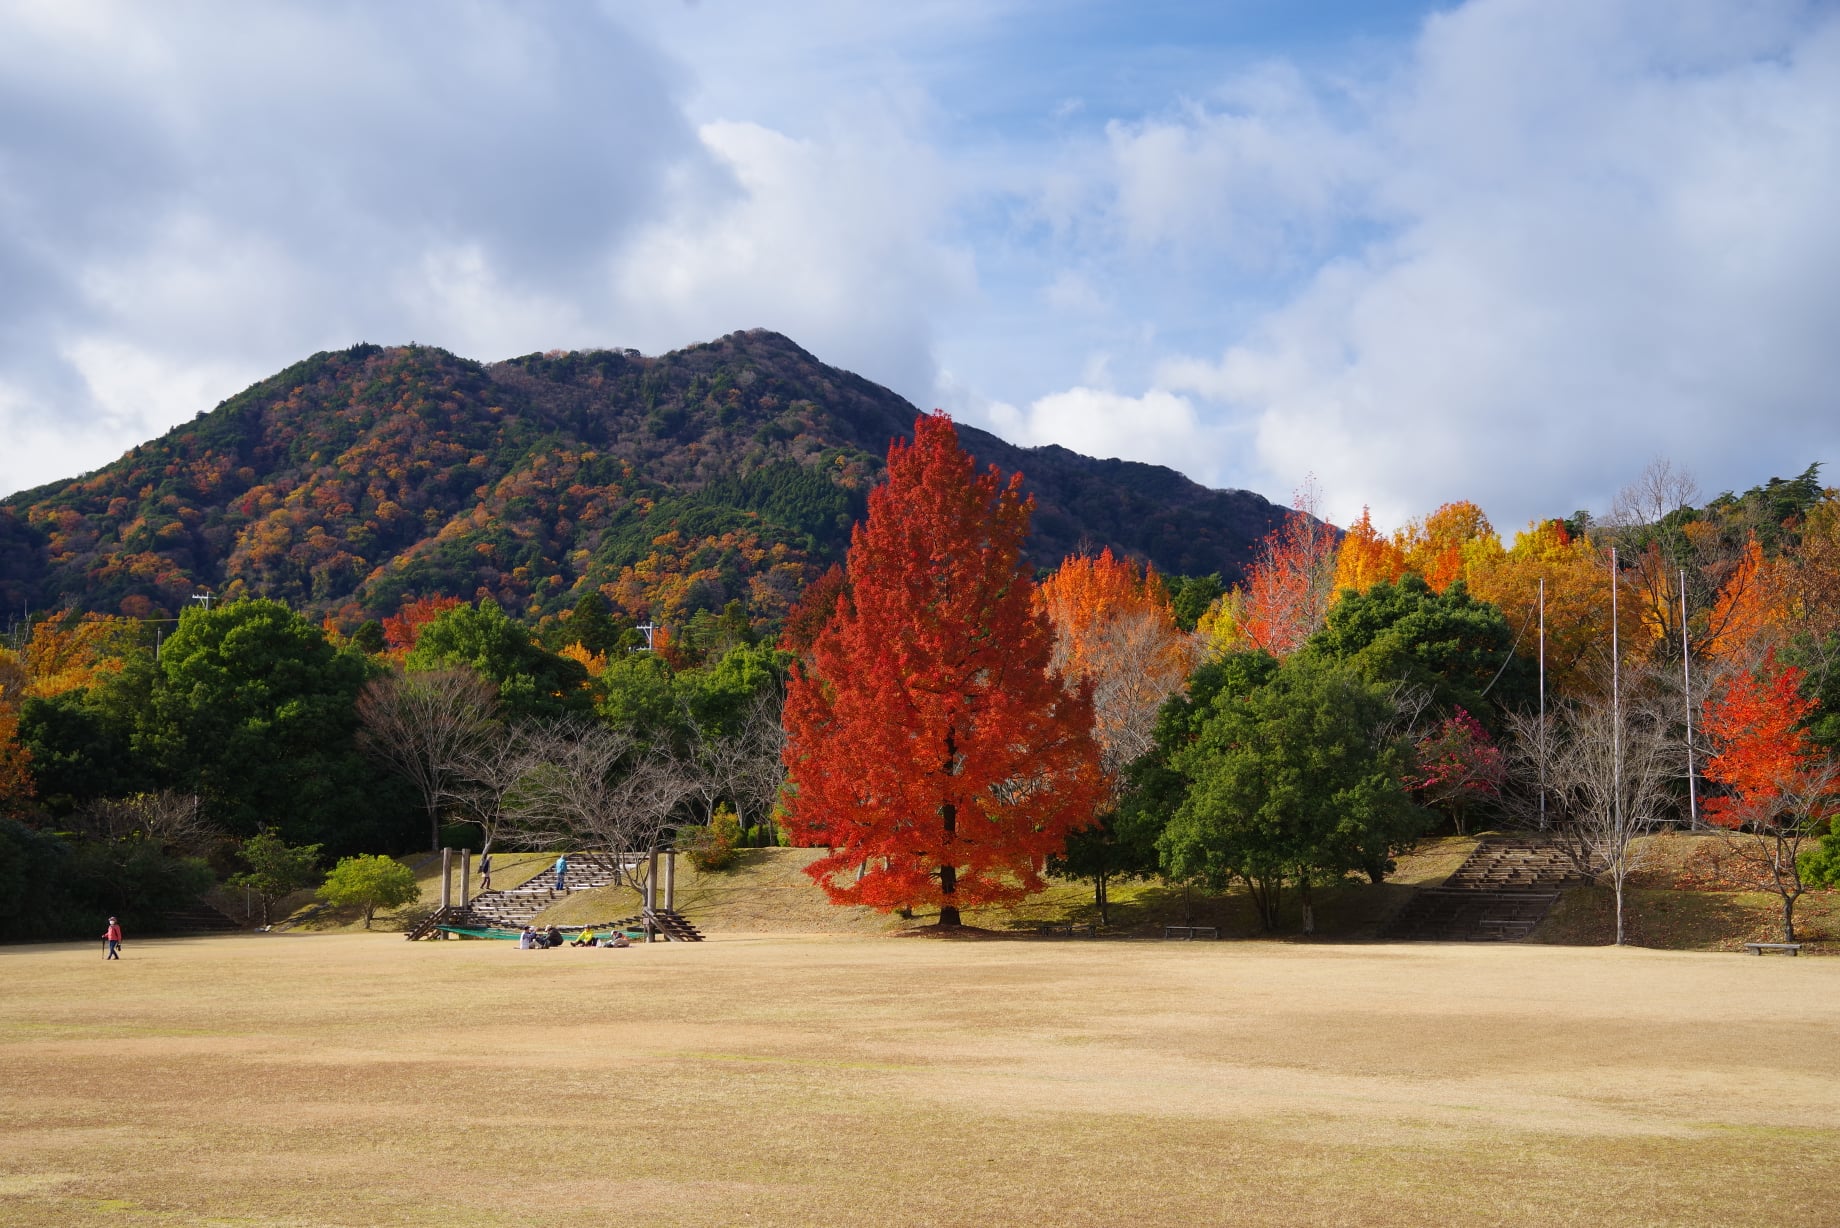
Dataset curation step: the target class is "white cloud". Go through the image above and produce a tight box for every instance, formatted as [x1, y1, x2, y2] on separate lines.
[1143, 0, 1840, 529]
[0, 0, 706, 495]
[986, 386, 1215, 476]
[612, 113, 977, 406]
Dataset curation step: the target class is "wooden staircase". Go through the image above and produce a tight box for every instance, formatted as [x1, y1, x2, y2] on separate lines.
[1380, 838, 1587, 943]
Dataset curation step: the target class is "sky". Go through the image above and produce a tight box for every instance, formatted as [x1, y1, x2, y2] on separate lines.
[2, 0, 1836, 533]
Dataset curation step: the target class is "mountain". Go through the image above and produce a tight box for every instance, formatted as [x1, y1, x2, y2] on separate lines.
[0, 330, 1290, 630]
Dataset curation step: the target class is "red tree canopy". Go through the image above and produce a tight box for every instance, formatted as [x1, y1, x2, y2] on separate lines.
[780, 413, 1104, 925]
[1702, 654, 1830, 831]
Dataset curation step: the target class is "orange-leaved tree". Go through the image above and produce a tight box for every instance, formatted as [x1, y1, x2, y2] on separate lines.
[1394, 500, 1499, 593]
[780, 413, 1104, 926]
[1232, 479, 1339, 657]
[1702, 535, 1787, 663]
[0, 705, 33, 817]
[1330, 506, 1407, 601]
[382, 595, 464, 656]
[1037, 548, 1197, 780]
[1701, 653, 1840, 941]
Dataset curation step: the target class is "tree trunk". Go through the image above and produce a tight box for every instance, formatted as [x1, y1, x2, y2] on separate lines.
[938, 730, 959, 927]
[1095, 871, 1109, 928]
[1299, 878, 1314, 935]
[1613, 871, 1625, 946]
[1782, 893, 1797, 944]
[428, 797, 440, 854]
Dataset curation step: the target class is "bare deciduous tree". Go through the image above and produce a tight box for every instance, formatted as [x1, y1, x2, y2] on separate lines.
[1504, 672, 1678, 945]
[356, 667, 499, 852]
[76, 790, 218, 857]
[675, 689, 788, 840]
[505, 720, 696, 892]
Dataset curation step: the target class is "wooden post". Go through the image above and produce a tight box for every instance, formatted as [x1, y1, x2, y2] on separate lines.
[665, 849, 676, 912]
[439, 848, 453, 939]
[460, 849, 472, 907]
[645, 846, 660, 942]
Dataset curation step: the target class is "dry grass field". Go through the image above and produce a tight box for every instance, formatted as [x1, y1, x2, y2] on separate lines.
[2, 931, 1835, 1227]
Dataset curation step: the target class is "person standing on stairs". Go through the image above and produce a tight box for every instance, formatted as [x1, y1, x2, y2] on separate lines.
[478, 852, 492, 892]
[553, 853, 568, 892]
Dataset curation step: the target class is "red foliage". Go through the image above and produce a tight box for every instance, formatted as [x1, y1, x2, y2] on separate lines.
[779, 563, 848, 658]
[779, 414, 1105, 924]
[382, 595, 463, 654]
[1410, 707, 1505, 832]
[1702, 654, 1828, 830]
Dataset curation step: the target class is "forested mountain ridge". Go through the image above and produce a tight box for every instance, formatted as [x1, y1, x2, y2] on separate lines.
[0, 330, 1290, 630]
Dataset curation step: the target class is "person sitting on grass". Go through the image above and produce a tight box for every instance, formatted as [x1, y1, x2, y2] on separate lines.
[606, 932, 632, 948]
[544, 925, 565, 949]
[518, 926, 536, 950]
[571, 928, 598, 947]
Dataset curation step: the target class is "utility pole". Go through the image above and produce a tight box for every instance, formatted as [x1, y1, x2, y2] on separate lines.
[1611, 547, 1623, 870]
[1680, 566, 1699, 830]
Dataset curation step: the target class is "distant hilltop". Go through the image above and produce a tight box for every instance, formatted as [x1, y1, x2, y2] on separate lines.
[0, 330, 1293, 629]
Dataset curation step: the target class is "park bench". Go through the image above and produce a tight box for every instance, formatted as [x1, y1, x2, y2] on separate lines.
[1743, 942, 1802, 956]
[1038, 920, 1098, 938]
[1162, 924, 1219, 940]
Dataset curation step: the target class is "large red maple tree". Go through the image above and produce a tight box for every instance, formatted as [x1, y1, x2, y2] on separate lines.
[780, 413, 1104, 925]
[1702, 653, 1840, 941]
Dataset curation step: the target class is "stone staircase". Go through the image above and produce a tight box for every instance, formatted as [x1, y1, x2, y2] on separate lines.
[156, 901, 245, 934]
[1380, 837, 1588, 943]
[406, 853, 649, 940]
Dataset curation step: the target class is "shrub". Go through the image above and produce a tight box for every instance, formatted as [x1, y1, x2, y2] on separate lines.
[316, 854, 420, 929]
[681, 806, 743, 872]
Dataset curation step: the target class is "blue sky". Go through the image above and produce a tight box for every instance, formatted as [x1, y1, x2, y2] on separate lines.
[2, 0, 1836, 533]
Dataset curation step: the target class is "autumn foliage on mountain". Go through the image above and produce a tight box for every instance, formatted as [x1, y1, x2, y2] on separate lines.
[0, 331, 1295, 639]
[780, 414, 1104, 925]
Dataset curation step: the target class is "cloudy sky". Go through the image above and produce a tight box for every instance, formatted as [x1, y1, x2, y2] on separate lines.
[2, 0, 1836, 531]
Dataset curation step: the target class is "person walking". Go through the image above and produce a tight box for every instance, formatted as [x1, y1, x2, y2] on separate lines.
[103, 917, 122, 960]
[553, 853, 568, 892]
[478, 852, 493, 893]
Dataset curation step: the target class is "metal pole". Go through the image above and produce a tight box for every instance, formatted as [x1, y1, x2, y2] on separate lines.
[665, 849, 676, 912]
[1680, 566, 1699, 830]
[1611, 547, 1623, 869]
[1538, 576, 1546, 831]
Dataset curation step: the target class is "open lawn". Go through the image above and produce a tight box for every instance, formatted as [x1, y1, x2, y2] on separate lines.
[2, 931, 1835, 1226]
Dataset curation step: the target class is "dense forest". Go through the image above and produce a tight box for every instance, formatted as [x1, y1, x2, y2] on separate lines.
[0, 330, 1293, 636]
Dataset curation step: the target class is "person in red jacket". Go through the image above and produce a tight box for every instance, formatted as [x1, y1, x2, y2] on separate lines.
[103, 917, 122, 960]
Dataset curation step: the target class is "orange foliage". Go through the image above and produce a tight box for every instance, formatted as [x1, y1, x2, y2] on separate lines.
[1037, 549, 1196, 777]
[0, 707, 33, 816]
[1234, 481, 1339, 657]
[1465, 519, 1643, 698]
[1703, 536, 1787, 662]
[382, 596, 463, 654]
[22, 615, 136, 700]
[1394, 500, 1499, 593]
[1330, 506, 1406, 600]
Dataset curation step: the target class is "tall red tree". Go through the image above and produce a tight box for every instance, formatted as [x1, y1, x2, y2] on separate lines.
[781, 413, 1104, 925]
